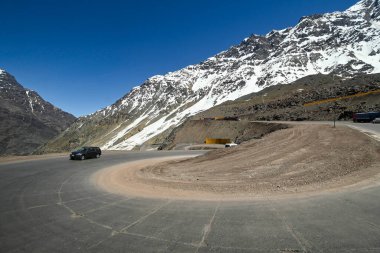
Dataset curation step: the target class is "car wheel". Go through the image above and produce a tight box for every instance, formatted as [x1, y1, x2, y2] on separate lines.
[81, 155, 85, 160]
[96, 154, 100, 158]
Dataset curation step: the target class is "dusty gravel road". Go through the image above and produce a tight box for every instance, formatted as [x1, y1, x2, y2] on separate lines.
[94, 124, 380, 200]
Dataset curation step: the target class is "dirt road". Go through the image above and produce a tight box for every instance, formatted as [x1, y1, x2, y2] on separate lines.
[94, 124, 380, 200]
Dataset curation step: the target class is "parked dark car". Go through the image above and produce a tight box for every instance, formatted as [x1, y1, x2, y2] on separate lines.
[70, 147, 101, 160]
[353, 112, 380, 122]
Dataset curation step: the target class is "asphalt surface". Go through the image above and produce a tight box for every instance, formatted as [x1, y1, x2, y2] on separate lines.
[1, 149, 380, 252]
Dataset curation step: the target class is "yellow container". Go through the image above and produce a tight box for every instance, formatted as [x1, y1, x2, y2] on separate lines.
[205, 138, 231, 144]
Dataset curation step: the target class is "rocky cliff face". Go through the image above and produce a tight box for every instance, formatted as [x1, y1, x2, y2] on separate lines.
[42, 0, 380, 152]
[196, 73, 380, 122]
[0, 70, 76, 155]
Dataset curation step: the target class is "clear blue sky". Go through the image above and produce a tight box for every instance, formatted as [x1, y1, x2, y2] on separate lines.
[0, 0, 358, 117]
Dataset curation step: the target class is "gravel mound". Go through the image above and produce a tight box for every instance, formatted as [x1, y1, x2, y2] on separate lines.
[93, 124, 380, 200]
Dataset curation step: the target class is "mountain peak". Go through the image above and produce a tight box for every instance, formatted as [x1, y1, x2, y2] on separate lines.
[347, 0, 379, 12]
[0, 70, 76, 155]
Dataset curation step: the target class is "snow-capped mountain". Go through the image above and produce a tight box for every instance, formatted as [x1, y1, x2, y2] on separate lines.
[44, 0, 380, 151]
[0, 69, 76, 155]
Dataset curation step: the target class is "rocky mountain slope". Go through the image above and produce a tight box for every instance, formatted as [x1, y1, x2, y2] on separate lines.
[0, 69, 76, 155]
[42, 0, 380, 152]
[196, 73, 380, 121]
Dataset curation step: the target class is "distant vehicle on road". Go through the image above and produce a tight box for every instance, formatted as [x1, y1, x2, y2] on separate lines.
[70, 147, 101, 160]
[225, 143, 238, 148]
[353, 112, 380, 123]
[373, 118, 380, 124]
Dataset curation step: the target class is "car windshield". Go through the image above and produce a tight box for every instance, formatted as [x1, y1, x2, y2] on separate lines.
[75, 147, 87, 152]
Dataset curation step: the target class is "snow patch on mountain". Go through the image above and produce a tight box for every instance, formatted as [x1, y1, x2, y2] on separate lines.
[25, 90, 34, 113]
[102, 114, 149, 149]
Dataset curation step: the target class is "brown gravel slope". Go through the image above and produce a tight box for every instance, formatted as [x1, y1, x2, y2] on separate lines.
[94, 125, 380, 200]
[160, 120, 287, 150]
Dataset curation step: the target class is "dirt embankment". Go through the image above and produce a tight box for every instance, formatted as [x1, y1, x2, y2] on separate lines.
[160, 120, 287, 150]
[93, 124, 380, 200]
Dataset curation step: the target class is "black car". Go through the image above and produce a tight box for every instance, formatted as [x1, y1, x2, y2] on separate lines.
[70, 147, 101, 160]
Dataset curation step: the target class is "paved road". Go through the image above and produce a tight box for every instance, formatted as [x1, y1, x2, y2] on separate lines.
[1, 150, 380, 252]
[342, 122, 380, 141]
